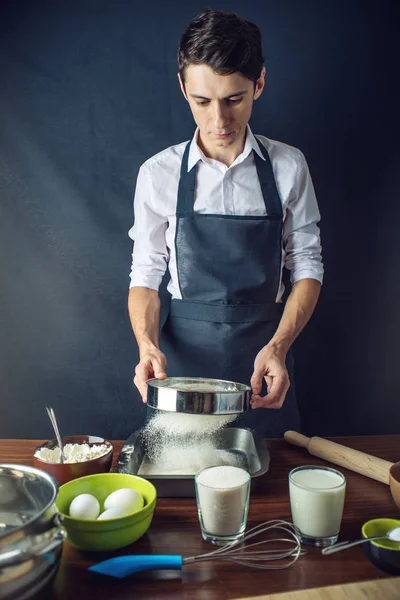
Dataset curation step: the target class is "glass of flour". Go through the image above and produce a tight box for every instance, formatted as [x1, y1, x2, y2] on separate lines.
[289, 465, 347, 547]
[195, 465, 251, 545]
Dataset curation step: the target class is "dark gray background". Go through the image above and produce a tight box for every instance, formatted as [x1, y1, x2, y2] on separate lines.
[1, 0, 399, 440]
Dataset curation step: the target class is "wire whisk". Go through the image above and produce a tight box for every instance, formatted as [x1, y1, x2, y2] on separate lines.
[89, 519, 305, 579]
[184, 519, 304, 570]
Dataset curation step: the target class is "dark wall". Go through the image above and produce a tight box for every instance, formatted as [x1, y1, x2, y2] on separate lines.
[1, 0, 399, 440]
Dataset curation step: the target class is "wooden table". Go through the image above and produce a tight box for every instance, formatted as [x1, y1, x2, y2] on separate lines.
[1, 436, 399, 599]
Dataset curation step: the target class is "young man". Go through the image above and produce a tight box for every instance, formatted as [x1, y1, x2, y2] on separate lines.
[128, 10, 323, 436]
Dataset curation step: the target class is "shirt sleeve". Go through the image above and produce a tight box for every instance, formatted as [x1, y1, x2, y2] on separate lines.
[128, 164, 169, 291]
[283, 150, 324, 285]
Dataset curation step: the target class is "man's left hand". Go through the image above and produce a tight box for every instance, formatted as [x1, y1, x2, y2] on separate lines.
[250, 345, 290, 409]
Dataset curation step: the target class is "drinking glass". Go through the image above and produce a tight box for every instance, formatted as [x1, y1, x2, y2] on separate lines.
[195, 465, 251, 545]
[289, 465, 346, 547]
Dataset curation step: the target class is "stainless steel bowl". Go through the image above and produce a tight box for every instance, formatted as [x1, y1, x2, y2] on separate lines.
[146, 377, 251, 415]
[0, 464, 65, 600]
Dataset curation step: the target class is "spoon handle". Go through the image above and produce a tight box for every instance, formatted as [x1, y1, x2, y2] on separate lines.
[321, 535, 384, 555]
[45, 405, 66, 463]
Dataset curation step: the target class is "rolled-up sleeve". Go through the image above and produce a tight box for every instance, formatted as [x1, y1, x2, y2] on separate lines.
[128, 165, 168, 290]
[283, 151, 324, 285]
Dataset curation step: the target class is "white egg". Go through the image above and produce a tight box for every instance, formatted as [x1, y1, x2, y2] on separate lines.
[104, 488, 144, 515]
[69, 493, 100, 520]
[97, 507, 127, 520]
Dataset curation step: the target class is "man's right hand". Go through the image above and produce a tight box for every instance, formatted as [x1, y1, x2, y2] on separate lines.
[133, 348, 167, 402]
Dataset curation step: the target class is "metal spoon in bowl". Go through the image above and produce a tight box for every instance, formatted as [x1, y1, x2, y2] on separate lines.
[45, 405, 67, 464]
[322, 526, 400, 554]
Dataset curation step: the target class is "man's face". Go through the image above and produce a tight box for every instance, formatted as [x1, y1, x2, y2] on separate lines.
[179, 64, 265, 161]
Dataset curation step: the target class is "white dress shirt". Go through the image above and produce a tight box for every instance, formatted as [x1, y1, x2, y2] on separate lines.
[129, 125, 323, 302]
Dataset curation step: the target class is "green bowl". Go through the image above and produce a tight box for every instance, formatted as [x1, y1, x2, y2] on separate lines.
[362, 518, 400, 575]
[56, 472, 157, 551]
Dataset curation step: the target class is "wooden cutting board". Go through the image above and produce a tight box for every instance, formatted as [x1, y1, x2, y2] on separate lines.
[240, 577, 400, 599]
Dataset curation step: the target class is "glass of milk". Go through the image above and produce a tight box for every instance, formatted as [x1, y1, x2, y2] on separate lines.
[195, 465, 251, 545]
[289, 465, 346, 547]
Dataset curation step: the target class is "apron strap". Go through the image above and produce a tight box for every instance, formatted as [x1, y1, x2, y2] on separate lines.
[254, 137, 283, 219]
[176, 142, 195, 217]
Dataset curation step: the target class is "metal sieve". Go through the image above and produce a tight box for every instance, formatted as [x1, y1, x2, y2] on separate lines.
[146, 377, 251, 415]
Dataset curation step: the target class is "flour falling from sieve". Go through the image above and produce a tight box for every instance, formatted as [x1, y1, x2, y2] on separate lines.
[140, 412, 242, 475]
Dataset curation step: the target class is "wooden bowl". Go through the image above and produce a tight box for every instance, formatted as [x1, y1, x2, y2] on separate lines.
[389, 462, 400, 510]
[33, 435, 113, 486]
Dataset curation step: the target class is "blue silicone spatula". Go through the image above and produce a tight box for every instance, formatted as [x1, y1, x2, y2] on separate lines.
[88, 555, 183, 578]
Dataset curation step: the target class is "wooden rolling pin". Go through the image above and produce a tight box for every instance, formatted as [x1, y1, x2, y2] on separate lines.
[284, 431, 394, 485]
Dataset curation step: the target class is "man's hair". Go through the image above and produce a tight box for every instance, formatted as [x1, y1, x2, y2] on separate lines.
[178, 10, 264, 85]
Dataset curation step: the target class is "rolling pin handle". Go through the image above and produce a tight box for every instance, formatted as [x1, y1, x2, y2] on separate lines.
[284, 431, 311, 449]
[285, 431, 393, 485]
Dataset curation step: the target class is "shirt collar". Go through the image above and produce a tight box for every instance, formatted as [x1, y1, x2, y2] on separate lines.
[187, 125, 265, 172]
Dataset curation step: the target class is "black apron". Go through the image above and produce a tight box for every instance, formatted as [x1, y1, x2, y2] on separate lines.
[160, 140, 301, 437]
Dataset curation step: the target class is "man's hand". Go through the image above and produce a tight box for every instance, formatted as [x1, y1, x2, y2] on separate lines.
[128, 287, 167, 403]
[133, 348, 167, 403]
[249, 279, 321, 409]
[250, 344, 290, 409]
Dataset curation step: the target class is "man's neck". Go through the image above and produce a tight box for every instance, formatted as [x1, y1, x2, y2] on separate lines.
[197, 132, 247, 167]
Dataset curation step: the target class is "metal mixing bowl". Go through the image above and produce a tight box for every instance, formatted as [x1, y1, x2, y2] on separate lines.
[146, 377, 251, 415]
[0, 464, 65, 600]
